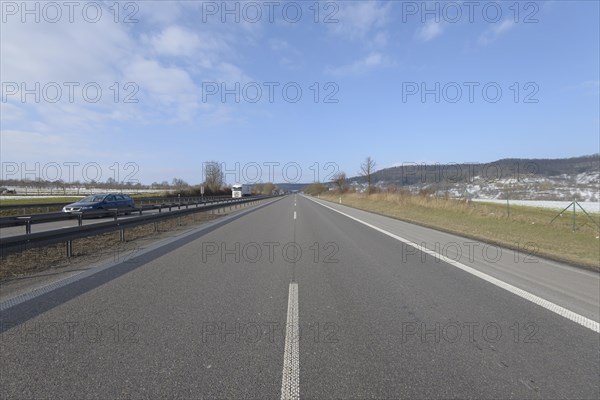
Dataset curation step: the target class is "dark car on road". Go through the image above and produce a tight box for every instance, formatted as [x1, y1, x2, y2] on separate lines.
[62, 193, 135, 214]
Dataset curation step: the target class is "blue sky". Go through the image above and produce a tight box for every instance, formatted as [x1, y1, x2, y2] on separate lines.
[1, 0, 599, 185]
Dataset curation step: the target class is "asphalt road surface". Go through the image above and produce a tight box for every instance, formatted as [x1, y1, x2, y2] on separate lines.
[1, 195, 598, 399]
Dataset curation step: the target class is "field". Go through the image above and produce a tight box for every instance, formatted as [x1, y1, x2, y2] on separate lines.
[321, 192, 600, 270]
[0, 196, 83, 205]
[473, 199, 600, 214]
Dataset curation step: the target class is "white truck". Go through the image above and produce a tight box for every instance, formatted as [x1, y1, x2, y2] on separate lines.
[232, 184, 252, 198]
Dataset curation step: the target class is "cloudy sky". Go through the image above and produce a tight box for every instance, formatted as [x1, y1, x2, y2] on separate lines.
[1, 1, 598, 184]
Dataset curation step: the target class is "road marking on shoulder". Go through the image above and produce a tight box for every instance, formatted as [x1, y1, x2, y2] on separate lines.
[307, 197, 600, 333]
[294, 211, 297, 220]
[281, 282, 299, 400]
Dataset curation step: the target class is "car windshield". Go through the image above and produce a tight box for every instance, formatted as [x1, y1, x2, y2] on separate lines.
[78, 195, 107, 203]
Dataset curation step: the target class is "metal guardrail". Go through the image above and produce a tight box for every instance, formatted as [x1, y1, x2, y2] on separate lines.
[0, 195, 231, 211]
[0, 195, 233, 211]
[0, 196, 258, 232]
[0, 196, 273, 257]
[0, 197, 237, 229]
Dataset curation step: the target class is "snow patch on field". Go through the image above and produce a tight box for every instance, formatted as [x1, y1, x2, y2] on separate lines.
[473, 199, 600, 214]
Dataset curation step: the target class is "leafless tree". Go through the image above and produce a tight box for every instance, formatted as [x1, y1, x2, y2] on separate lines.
[172, 178, 188, 189]
[332, 171, 348, 193]
[304, 182, 327, 195]
[203, 161, 224, 193]
[262, 182, 276, 195]
[360, 157, 376, 194]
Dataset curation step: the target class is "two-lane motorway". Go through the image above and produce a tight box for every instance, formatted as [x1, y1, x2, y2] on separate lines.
[1, 195, 598, 399]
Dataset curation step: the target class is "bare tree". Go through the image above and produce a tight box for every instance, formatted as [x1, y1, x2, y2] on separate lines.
[332, 171, 347, 193]
[360, 157, 376, 194]
[262, 182, 276, 195]
[254, 183, 264, 194]
[304, 182, 327, 196]
[172, 178, 188, 189]
[203, 161, 224, 193]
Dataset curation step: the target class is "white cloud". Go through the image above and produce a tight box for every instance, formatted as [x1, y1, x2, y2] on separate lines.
[269, 38, 289, 52]
[150, 26, 202, 57]
[477, 20, 515, 46]
[216, 62, 251, 83]
[268, 38, 304, 68]
[146, 26, 228, 58]
[136, 2, 188, 24]
[372, 32, 389, 47]
[0, 11, 146, 133]
[1, 18, 133, 84]
[329, 1, 391, 40]
[0, 130, 90, 160]
[0, 103, 25, 122]
[326, 52, 386, 77]
[415, 21, 444, 42]
[125, 58, 196, 100]
[0, 1, 253, 139]
[121, 57, 202, 122]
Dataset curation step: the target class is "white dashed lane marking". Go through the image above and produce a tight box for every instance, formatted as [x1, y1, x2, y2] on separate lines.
[280, 282, 299, 400]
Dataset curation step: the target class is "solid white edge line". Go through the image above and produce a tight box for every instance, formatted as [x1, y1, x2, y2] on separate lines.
[306, 196, 600, 333]
[281, 282, 300, 400]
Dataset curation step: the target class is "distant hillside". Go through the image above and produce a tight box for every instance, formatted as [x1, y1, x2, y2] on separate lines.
[349, 155, 599, 185]
[275, 183, 306, 192]
[346, 155, 600, 201]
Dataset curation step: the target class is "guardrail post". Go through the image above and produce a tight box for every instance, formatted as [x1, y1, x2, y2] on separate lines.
[78, 214, 83, 226]
[120, 229, 125, 242]
[159, 205, 162, 213]
[114, 210, 118, 221]
[154, 222, 158, 232]
[169, 205, 172, 212]
[26, 220, 31, 235]
[66, 240, 73, 257]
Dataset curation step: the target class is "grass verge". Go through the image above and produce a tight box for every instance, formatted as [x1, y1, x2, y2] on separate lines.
[320, 193, 600, 271]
